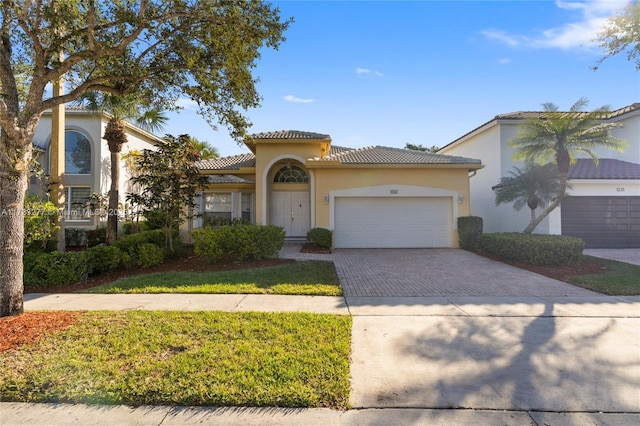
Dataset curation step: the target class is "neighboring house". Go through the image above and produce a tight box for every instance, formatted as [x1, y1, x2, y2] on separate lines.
[191, 130, 483, 248]
[30, 107, 162, 230]
[439, 103, 640, 248]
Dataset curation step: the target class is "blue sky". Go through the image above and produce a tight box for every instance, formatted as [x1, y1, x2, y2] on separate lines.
[165, 0, 639, 157]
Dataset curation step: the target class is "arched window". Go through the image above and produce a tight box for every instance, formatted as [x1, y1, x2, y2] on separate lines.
[65, 130, 92, 174]
[273, 165, 308, 183]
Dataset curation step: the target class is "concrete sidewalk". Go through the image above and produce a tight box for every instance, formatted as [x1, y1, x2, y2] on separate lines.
[3, 403, 640, 425]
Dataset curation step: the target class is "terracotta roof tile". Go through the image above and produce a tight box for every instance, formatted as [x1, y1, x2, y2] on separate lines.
[250, 130, 331, 140]
[319, 145, 481, 165]
[196, 153, 256, 170]
[568, 158, 640, 180]
[206, 175, 255, 184]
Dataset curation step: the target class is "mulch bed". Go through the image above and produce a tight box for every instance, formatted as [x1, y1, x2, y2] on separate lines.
[3, 246, 610, 353]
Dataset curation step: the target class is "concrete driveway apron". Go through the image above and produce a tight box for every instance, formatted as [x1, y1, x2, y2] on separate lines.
[329, 249, 640, 415]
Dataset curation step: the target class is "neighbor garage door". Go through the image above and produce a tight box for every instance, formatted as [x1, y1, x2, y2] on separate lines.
[334, 197, 451, 248]
[561, 196, 640, 248]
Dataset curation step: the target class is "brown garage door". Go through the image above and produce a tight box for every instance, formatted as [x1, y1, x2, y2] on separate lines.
[561, 196, 640, 248]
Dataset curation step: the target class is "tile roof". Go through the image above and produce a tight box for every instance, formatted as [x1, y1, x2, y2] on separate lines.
[317, 145, 482, 165]
[206, 175, 255, 184]
[250, 130, 331, 140]
[196, 153, 256, 170]
[568, 158, 640, 180]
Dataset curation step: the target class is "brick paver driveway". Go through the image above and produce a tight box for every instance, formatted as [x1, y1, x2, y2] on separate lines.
[331, 249, 599, 297]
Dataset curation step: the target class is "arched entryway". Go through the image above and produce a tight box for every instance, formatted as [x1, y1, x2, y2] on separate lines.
[269, 162, 311, 237]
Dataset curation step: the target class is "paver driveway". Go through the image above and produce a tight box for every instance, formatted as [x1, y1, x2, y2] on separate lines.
[330, 248, 599, 297]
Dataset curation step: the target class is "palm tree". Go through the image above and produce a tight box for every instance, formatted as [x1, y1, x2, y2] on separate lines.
[188, 137, 220, 160]
[76, 93, 167, 244]
[508, 97, 627, 228]
[493, 163, 564, 234]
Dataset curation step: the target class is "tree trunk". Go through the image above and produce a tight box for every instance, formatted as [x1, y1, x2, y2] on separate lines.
[104, 118, 127, 244]
[522, 196, 562, 234]
[0, 149, 29, 317]
[107, 150, 120, 244]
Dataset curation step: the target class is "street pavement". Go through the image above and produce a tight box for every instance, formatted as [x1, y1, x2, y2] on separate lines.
[2, 246, 639, 425]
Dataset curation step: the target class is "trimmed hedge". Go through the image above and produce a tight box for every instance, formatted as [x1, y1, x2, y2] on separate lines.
[480, 233, 585, 266]
[458, 216, 483, 250]
[24, 229, 169, 289]
[85, 245, 124, 275]
[24, 251, 88, 288]
[307, 227, 332, 249]
[192, 224, 285, 262]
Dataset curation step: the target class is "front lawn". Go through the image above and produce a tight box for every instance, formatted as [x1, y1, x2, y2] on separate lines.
[0, 311, 351, 409]
[86, 261, 342, 296]
[566, 255, 640, 296]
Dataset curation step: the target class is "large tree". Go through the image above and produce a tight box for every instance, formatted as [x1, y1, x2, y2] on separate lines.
[593, 1, 640, 71]
[76, 92, 167, 244]
[493, 163, 564, 234]
[0, 1, 291, 317]
[508, 98, 627, 231]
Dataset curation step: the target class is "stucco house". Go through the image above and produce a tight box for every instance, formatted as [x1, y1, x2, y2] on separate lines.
[191, 130, 483, 248]
[439, 103, 640, 248]
[30, 107, 162, 230]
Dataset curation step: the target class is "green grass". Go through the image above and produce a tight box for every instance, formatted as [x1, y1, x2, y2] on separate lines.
[0, 311, 352, 408]
[567, 255, 640, 296]
[86, 261, 342, 296]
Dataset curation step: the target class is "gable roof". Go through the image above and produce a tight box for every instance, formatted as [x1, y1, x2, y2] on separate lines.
[568, 158, 640, 180]
[440, 103, 640, 152]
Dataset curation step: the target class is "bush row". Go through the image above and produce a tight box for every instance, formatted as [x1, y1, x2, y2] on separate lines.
[480, 233, 585, 266]
[192, 224, 285, 262]
[24, 230, 167, 289]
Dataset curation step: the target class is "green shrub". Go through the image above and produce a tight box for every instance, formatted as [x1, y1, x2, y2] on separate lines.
[192, 224, 285, 263]
[122, 221, 154, 235]
[23, 251, 88, 288]
[65, 228, 87, 248]
[113, 229, 167, 254]
[112, 230, 168, 269]
[458, 216, 483, 250]
[136, 243, 165, 268]
[307, 227, 332, 249]
[85, 245, 124, 275]
[480, 233, 585, 266]
[87, 227, 106, 247]
[24, 195, 59, 253]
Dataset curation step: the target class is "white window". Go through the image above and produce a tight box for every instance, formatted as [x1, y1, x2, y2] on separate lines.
[241, 193, 254, 223]
[203, 193, 232, 225]
[66, 187, 92, 221]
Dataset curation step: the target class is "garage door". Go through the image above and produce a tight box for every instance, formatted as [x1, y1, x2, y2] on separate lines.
[334, 197, 451, 248]
[561, 196, 640, 248]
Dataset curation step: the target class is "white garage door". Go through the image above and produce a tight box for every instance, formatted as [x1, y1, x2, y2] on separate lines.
[334, 197, 452, 248]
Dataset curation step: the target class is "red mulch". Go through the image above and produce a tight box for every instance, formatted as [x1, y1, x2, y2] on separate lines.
[3, 246, 609, 353]
[301, 242, 331, 254]
[0, 311, 81, 353]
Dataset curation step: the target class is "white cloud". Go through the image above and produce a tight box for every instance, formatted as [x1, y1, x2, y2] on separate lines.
[355, 67, 384, 77]
[482, 0, 628, 50]
[498, 58, 511, 64]
[284, 94, 315, 103]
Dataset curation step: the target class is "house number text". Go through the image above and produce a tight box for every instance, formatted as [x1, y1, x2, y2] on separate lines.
[616, 187, 625, 192]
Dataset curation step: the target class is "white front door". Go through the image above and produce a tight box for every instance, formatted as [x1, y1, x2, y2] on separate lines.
[271, 191, 310, 237]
